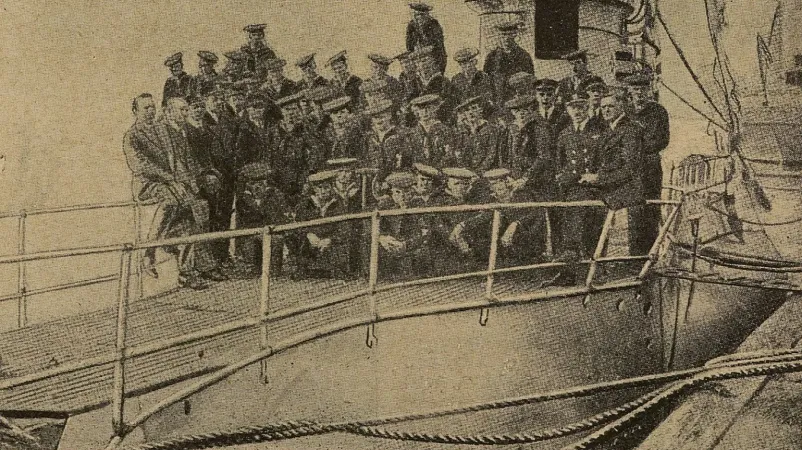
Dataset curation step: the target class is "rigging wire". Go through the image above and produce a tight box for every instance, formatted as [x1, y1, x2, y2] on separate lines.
[653, 3, 730, 128]
[657, 80, 728, 131]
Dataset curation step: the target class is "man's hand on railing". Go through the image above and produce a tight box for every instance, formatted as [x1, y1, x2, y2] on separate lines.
[379, 235, 405, 253]
[306, 232, 321, 248]
[318, 238, 332, 251]
[501, 221, 519, 247]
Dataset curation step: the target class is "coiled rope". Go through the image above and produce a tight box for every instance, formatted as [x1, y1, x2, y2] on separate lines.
[126, 349, 802, 450]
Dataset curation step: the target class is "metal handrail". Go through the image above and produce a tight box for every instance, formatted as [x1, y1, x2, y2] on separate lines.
[0, 200, 158, 220]
[0, 199, 682, 446]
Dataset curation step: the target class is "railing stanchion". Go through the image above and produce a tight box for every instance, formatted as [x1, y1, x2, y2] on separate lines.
[544, 208, 553, 259]
[132, 203, 143, 301]
[259, 227, 273, 384]
[481, 210, 502, 326]
[366, 210, 380, 348]
[361, 173, 369, 210]
[112, 244, 133, 438]
[17, 211, 27, 329]
[583, 209, 616, 306]
[639, 205, 681, 280]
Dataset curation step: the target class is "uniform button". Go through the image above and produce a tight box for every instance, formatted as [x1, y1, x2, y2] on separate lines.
[571, 159, 576, 164]
[572, 170, 577, 174]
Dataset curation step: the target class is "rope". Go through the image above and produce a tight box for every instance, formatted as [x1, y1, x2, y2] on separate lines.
[671, 244, 802, 273]
[126, 351, 802, 450]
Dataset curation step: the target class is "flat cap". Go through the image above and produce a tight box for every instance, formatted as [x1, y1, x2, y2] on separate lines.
[442, 167, 478, 179]
[308, 170, 338, 184]
[565, 92, 590, 106]
[197, 51, 219, 64]
[243, 24, 267, 33]
[322, 96, 352, 113]
[413, 163, 440, 178]
[409, 93, 442, 107]
[164, 52, 183, 67]
[326, 50, 348, 67]
[563, 49, 588, 61]
[262, 58, 287, 71]
[296, 53, 317, 67]
[454, 47, 480, 63]
[580, 76, 607, 92]
[534, 78, 558, 91]
[455, 95, 483, 113]
[508, 72, 536, 89]
[224, 51, 248, 62]
[505, 94, 536, 109]
[385, 172, 417, 189]
[394, 51, 413, 61]
[495, 22, 520, 34]
[483, 168, 512, 180]
[365, 98, 395, 116]
[409, 2, 433, 12]
[368, 53, 393, 67]
[275, 92, 305, 107]
[327, 157, 360, 169]
[622, 73, 652, 87]
[239, 162, 273, 181]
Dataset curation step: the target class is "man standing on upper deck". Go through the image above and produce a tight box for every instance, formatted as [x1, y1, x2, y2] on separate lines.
[556, 50, 595, 103]
[162, 52, 194, 107]
[193, 51, 221, 98]
[626, 73, 669, 255]
[484, 22, 535, 105]
[406, 2, 447, 73]
[241, 24, 277, 74]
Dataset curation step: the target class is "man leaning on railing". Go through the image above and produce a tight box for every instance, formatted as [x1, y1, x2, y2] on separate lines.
[123, 94, 227, 290]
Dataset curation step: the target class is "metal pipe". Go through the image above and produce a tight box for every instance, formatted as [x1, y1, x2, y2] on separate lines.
[481, 210, 502, 326]
[259, 228, 272, 383]
[639, 205, 682, 279]
[583, 210, 616, 306]
[267, 289, 371, 323]
[132, 203, 144, 301]
[544, 208, 554, 259]
[17, 213, 27, 328]
[0, 274, 119, 303]
[366, 211, 380, 347]
[0, 200, 154, 220]
[0, 244, 126, 265]
[134, 227, 264, 250]
[112, 246, 132, 436]
[272, 211, 374, 233]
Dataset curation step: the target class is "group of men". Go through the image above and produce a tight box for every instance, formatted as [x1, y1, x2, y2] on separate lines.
[123, 2, 670, 289]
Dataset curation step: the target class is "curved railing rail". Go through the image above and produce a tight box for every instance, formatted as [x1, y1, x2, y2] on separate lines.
[0, 198, 681, 447]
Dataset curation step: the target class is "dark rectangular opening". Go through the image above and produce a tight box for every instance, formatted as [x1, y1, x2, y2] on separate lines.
[534, 0, 580, 59]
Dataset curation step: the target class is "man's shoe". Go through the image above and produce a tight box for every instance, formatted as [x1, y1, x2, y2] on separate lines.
[178, 274, 209, 291]
[200, 268, 229, 282]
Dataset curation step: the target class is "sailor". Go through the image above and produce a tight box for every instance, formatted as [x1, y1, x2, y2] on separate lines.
[224, 83, 249, 119]
[194, 51, 220, 98]
[240, 24, 277, 74]
[411, 162, 444, 206]
[410, 46, 459, 123]
[221, 50, 251, 83]
[259, 58, 301, 125]
[363, 98, 414, 186]
[326, 51, 363, 109]
[235, 162, 289, 277]
[556, 50, 595, 102]
[434, 167, 483, 273]
[123, 95, 226, 290]
[186, 95, 217, 186]
[270, 92, 327, 208]
[534, 78, 571, 138]
[484, 22, 535, 105]
[453, 96, 504, 173]
[500, 94, 555, 201]
[406, 2, 447, 73]
[296, 53, 330, 91]
[327, 157, 362, 212]
[583, 77, 608, 129]
[302, 85, 338, 137]
[408, 94, 455, 167]
[162, 52, 194, 107]
[450, 47, 495, 108]
[292, 170, 351, 278]
[360, 78, 391, 111]
[378, 171, 432, 279]
[365, 53, 404, 109]
[555, 93, 606, 261]
[322, 96, 365, 160]
[467, 168, 547, 266]
[236, 95, 271, 168]
[626, 73, 669, 256]
[395, 51, 423, 110]
[493, 71, 536, 126]
[579, 88, 645, 256]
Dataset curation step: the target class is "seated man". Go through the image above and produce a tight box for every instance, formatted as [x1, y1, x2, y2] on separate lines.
[327, 157, 362, 212]
[235, 162, 290, 277]
[411, 162, 445, 206]
[432, 167, 483, 274]
[377, 172, 431, 279]
[291, 170, 352, 278]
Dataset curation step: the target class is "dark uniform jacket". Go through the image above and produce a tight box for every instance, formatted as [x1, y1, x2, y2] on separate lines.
[298, 75, 329, 91]
[293, 196, 351, 274]
[260, 77, 302, 125]
[365, 74, 405, 110]
[484, 44, 535, 102]
[193, 72, 220, 98]
[595, 115, 645, 210]
[325, 120, 366, 160]
[499, 116, 555, 200]
[406, 17, 447, 72]
[633, 101, 669, 198]
[451, 70, 495, 107]
[332, 74, 363, 107]
[162, 72, 194, 106]
[420, 73, 459, 123]
[537, 103, 572, 139]
[267, 124, 327, 205]
[240, 44, 277, 73]
[236, 119, 273, 169]
[409, 120, 456, 168]
[452, 121, 504, 172]
[364, 126, 415, 182]
[200, 112, 242, 187]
